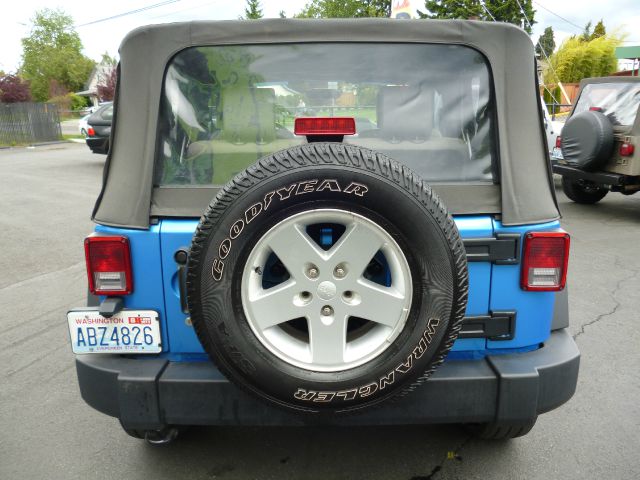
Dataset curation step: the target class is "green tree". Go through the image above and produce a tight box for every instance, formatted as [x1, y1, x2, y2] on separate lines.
[297, 0, 390, 18]
[279, 10, 286, 18]
[582, 21, 592, 42]
[545, 34, 621, 84]
[243, 0, 263, 19]
[420, 0, 536, 33]
[484, 0, 535, 34]
[418, 0, 483, 20]
[100, 52, 117, 66]
[591, 19, 606, 40]
[536, 26, 555, 58]
[20, 9, 95, 102]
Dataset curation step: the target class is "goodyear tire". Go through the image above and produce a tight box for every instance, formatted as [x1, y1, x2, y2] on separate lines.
[186, 143, 468, 413]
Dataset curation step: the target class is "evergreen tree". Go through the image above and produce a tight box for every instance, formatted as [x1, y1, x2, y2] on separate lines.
[582, 21, 592, 41]
[244, 0, 263, 19]
[536, 26, 555, 58]
[420, 0, 536, 33]
[418, 0, 483, 20]
[484, 0, 536, 34]
[297, 0, 390, 18]
[591, 20, 606, 40]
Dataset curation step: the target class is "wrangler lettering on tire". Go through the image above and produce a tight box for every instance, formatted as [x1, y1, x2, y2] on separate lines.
[186, 143, 468, 413]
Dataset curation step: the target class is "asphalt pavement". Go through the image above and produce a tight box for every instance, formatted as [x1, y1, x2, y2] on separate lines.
[1, 143, 639, 479]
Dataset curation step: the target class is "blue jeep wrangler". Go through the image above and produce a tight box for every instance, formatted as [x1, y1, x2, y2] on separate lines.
[69, 19, 579, 443]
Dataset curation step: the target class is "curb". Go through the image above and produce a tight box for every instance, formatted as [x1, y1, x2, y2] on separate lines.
[0, 140, 82, 150]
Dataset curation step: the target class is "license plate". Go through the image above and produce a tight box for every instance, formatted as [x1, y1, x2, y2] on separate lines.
[552, 147, 564, 160]
[67, 310, 162, 354]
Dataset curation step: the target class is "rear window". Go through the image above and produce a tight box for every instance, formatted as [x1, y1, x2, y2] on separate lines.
[574, 82, 640, 126]
[155, 43, 497, 186]
[100, 105, 113, 121]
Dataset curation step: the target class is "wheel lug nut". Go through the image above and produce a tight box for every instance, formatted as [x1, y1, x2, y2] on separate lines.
[334, 267, 346, 278]
[321, 306, 333, 316]
[307, 267, 319, 278]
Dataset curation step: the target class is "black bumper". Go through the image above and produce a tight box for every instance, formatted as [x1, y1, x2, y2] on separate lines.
[75, 329, 579, 429]
[553, 163, 638, 186]
[85, 137, 109, 155]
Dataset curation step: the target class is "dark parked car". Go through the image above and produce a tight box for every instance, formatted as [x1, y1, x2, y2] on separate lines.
[69, 19, 578, 444]
[85, 102, 113, 154]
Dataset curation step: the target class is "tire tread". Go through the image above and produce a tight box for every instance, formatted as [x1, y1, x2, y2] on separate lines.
[186, 143, 468, 410]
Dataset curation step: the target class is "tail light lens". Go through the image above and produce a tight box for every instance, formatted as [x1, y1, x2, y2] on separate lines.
[555, 136, 562, 148]
[521, 232, 570, 291]
[620, 142, 634, 157]
[87, 127, 96, 137]
[294, 117, 356, 136]
[84, 235, 133, 295]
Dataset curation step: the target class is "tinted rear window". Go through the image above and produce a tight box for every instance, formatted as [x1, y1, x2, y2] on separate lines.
[155, 43, 497, 186]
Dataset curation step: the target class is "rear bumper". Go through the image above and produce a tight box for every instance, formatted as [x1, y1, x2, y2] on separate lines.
[553, 163, 637, 186]
[75, 328, 579, 429]
[85, 137, 109, 154]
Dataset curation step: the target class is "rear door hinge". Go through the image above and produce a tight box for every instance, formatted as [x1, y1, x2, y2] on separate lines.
[463, 234, 520, 265]
[459, 311, 516, 341]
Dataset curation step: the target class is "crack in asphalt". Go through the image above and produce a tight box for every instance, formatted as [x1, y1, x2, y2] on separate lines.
[0, 261, 84, 293]
[3, 342, 68, 378]
[573, 261, 639, 341]
[410, 434, 472, 480]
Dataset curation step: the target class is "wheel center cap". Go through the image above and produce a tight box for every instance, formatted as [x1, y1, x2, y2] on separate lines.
[317, 281, 337, 300]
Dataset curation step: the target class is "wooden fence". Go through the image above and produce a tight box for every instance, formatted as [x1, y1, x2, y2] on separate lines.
[0, 102, 61, 145]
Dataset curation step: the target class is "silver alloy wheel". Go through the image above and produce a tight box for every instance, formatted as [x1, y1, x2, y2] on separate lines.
[241, 209, 412, 372]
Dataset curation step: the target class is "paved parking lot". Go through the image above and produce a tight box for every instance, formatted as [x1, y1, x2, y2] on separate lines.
[1, 143, 639, 479]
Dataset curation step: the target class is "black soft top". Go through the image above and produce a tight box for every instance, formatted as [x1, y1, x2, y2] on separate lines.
[93, 18, 559, 228]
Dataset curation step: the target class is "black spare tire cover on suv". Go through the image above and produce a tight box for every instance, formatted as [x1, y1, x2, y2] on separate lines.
[186, 143, 468, 413]
[561, 110, 614, 171]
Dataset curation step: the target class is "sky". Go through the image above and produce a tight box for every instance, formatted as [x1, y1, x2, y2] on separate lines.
[1, 0, 639, 74]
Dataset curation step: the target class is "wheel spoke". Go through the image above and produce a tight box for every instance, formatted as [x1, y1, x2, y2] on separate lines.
[248, 280, 302, 330]
[352, 279, 408, 328]
[329, 220, 385, 277]
[266, 222, 326, 280]
[308, 312, 348, 366]
[241, 208, 413, 372]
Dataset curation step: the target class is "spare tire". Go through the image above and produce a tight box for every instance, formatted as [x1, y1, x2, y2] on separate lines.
[186, 143, 468, 413]
[561, 110, 614, 171]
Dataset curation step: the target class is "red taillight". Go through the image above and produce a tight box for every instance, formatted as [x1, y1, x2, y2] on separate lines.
[294, 117, 356, 136]
[589, 106, 602, 112]
[521, 232, 570, 291]
[87, 127, 96, 137]
[620, 142, 635, 157]
[84, 235, 133, 295]
[555, 136, 562, 148]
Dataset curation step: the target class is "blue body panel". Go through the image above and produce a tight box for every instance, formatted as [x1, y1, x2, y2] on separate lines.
[450, 216, 492, 352]
[95, 224, 171, 352]
[487, 219, 560, 349]
[159, 219, 204, 356]
[94, 215, 563, 360]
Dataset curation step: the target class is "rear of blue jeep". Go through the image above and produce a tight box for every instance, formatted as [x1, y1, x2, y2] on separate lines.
[69, 20, 579, 442]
